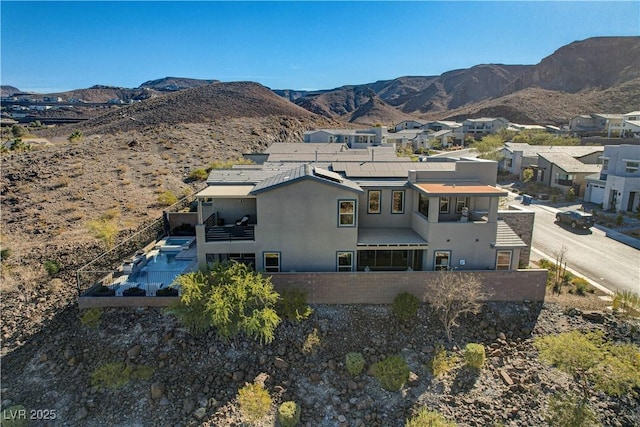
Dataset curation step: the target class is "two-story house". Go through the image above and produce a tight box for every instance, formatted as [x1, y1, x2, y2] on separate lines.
[193, 154, 529, 274]
[303, 127, 392, 148]
[585, 145, 640, 211]
[462, 118, 509, 138]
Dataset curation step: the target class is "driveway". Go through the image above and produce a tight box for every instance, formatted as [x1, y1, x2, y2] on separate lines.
[523, 201, 640, 295]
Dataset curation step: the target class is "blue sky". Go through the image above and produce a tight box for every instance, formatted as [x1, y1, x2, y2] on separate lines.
[1, 1, 639, 93]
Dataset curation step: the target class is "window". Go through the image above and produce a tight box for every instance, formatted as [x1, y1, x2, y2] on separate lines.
[357, 249, 420, 271]
[625, 161, 639, 174]
[496, 251, 512, 270]
[505, 158, 513, 168]
[392, 190, 405, 214]
[455, 197, 469, 213]
[337, 252, 353, 272]
[434, 251, 450, 271]
[263, 252, 280, 272]
[418, 194, 430, 217]
[601, 158, 609, 170]
[368, 190, 381, 214]
[439, 197, 450, 213]
[338, 200, 356, 226]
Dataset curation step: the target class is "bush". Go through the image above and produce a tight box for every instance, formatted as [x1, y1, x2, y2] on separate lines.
[188, 168, 208, 181]
[392, 291, 420, 324]
[301, 328, 321, 356]
[406, 407, 456, 427]
[569, 277, 591, 296]
[87, 218, 119, 249]
[546, 392, 598, 427]
[68, 130, 83, 143]
[276, 288, 313, 321]
[237, 382, 272, 425]
[157, 190, 178, 206]
[430, 344, 454, 378]
[44, 259, 61, 276]
[345, 352, 365, 376]
[80, 308, 103, 328]
[277, 401, 301, 427]
[0, 248, 11, 262]
[371, 355, 410, 391]
[464, 343, 486, 369]
[613, 290, 640, 318]
[90, 362, 155, 391]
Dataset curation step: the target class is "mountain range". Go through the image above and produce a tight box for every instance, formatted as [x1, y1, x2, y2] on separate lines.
[3, 36, 639, 127]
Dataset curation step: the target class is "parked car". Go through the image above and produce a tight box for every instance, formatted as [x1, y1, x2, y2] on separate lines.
[555, 210, 595, 229]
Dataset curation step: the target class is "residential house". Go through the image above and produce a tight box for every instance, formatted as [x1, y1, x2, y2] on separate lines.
[535, 152, 601, 196]
[386, 129, 433, 151]
[621, 111, 640, 138]
[303, 127, 393, 148]
[193, 148, 530, 274]
[394, 120, 426, 132]
[462, 118, 509, 137]
[585, 145, 640, 211]
[569, 113, 625, 137]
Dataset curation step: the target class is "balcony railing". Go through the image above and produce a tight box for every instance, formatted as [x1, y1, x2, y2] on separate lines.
[205, 225, 255, 242]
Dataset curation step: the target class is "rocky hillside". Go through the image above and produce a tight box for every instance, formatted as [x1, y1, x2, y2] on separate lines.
[139, 77, 220, 92]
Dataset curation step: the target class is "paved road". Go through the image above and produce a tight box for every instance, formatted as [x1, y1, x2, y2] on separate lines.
[524, 202, 640, 294]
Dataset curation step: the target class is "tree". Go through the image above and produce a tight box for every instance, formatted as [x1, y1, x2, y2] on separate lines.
[534, 330, 640, 425]
[522, 168, 534, 183]
[424, 271, 490, 342]
[551, 246, 569, 295]
[169, 261, 281, 344]
[469, 134, 505, 161]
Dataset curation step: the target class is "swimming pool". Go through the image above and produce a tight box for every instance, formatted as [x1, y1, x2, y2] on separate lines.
[158, 237, 196, 252]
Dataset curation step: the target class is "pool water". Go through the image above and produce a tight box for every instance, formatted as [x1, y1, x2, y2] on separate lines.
[130, 251, 193, 286]
[164, 238, 192, 246]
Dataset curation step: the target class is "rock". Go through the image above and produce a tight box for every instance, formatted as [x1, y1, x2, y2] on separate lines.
[75, 406, 88, 421]
[150, 382, 165, 400]
[127, 345, 142, 359]
[183, 397, 196, 414]
[408, 372, 419, 385]
[338, 414, 347, 423]
[232, 370, 244, 382]
[500, 370, 514, 386]
[159, 396, 171, 406]
[193, 407, 207, 420]
[274, 357, 289, 369]
[582, 311, 605, 323]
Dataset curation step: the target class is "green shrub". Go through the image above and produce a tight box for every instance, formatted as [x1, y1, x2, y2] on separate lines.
[188, 168, 209, 181]
[157, 190, 178, 206]
[430, 344, 454, 378]
[277, 401, 301, 427]
[345, 352, 365, 376]
[569, 277, 591, 296]
[392, 291, 420, 324]
[276, 288, 313, 321]
[0, 248, 11, 262]
[237, 382, 272, 425]
[44, 259, 61, 276]
[464, 343, 486, 369]
[68, 130, 83, 143]
[87, 218, 119, 249]
[80, 308, 103, 328]
[406, 407, 456, 427]
[371, 355, 410, 391]
[0, 405, 28, 427]
[90, 362, 155, 391]
[546, 392, 598, 427]
[301, 328, 321, 356]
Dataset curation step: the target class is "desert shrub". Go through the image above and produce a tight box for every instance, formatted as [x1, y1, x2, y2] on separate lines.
[169, 262, 281, 343]
[43, 259, 61, 276]
[301, 328, 321, 356]
[430, 344, 455, 378]
[80, 308, 103, 328]
[406, 407, 456, 427]
[90, 362, 154, 390]
[277, 401, 301, 427]
[276, 288, 313, 321]
[345, 352, 365, 376]
[237, 382, 272, 425]
[546, 392, 598, 427]
[569, 277, 591, 296]
[612, 290, 640, 318]
[157, 190, 178, 206]
[188, 168, 208, 181]
[1, 405, 28, 427]
[464, 343, 486, 369]
[87, 218, 119, 249]
[0, 248, 11, 262]
[11, 124, 28, 138]
[392, 291, 420, 324]
[68, 130, 83, 143]
[371, 355, 410, 391]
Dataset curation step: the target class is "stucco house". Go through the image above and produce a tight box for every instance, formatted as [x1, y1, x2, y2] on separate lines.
[193, 149, 531, 274]
[535, 152, 601, 196]
[585, 144, 640, 211]
[303, 127, 392, 148]
[462, 117, 509, 137]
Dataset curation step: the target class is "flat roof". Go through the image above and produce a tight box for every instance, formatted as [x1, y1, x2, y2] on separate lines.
[196, 185, 255, 198]
[412, 182, 507, 196]
[357, 228, 428, 247]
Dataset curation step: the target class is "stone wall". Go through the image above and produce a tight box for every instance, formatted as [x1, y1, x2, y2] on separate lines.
[499, 205, 535, 267]
[269, 269, 547, 304]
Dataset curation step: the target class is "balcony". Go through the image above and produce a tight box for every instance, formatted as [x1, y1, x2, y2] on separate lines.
[205, 225, 255, 242]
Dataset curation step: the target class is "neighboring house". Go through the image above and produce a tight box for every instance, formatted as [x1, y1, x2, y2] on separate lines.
[569, 113, 626, 137]
[535, 152, 601, 196]
[303, 127, 392, 148]
[193, 149, 531, 274]
[462, 118, 509, 137]
[585, 145, 640, 212]
[422, 121, 462, 132]
[394, 120, 426, 132]
[621, 111, 640, 138]
[500, 143, 603, 181]
[386, 129, 433, 151]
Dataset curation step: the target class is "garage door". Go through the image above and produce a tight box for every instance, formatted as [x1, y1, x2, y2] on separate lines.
[589, 184, 605, 204]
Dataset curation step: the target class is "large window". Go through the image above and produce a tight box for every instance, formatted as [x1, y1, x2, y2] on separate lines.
[434, 250, 451, 271]
[337, 251, 353, 272]
[439, 197, 450, 213]
[263, 252, 280, 272]
[338, 200, 356, 226]
[368, 190, 381, 214]
[392, 190, 405, 214]
[357, 250, 422, 271]
[418, 194, 430, 217]
[496, 251, 512, 270]
[625, 161, 639, 174]
[455, 197, 470, 213]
